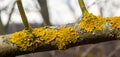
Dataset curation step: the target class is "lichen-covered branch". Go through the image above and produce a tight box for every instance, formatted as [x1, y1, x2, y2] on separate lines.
[0, 13, 120, 56]
[1, 0, 120, 57]
[0, 29, 118, 57]
[0, 35, 116, 56]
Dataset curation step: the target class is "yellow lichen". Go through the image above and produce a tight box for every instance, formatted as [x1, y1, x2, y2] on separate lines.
[10, 30, 35, 51]
[78, 13, 106, 32]
[107, 16, 120, 29]
[55, 27, 80, 49]
[10, 26, 79, 51]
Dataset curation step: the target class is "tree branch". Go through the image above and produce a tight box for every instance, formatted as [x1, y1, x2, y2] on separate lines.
[0, 24, 119, 57]
[0, 0, 119, 57]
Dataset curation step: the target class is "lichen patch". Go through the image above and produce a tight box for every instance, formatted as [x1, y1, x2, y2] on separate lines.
[10, 26, 80, 51]
[78, 13, 106, 32]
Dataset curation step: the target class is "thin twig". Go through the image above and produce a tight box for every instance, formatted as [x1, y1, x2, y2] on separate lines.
[78, 0, 88, 16]
[16, 0, 32, 32]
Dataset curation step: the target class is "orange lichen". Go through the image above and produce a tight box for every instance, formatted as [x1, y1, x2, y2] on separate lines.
[107, 16, 120, 29]
[78, 13, 106, 32]
[10, 26, 79, 51]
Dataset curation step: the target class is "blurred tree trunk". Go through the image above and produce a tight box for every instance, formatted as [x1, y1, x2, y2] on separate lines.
[37, 0, 51, 26]
[0, 11, 6, 35]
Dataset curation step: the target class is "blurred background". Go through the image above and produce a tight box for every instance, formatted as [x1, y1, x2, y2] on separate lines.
[0, 0, 120, 57]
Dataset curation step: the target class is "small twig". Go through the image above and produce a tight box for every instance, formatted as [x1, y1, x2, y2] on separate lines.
[16, 0, 32, 32]
[78, 0, 88, 16]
